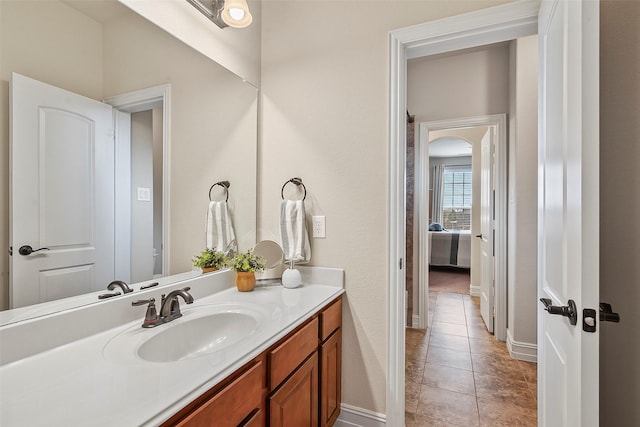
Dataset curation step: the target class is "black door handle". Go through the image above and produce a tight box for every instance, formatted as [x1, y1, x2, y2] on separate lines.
[18, 245, 50, 256]
[475, 234, 483, 239]
[599, 302, 620, 323]
[540, 298, 578, 325]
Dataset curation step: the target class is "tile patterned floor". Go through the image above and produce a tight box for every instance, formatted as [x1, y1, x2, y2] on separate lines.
[406, 292, 538, 426]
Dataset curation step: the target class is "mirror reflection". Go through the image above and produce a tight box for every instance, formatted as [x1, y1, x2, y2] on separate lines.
[0, 0, 258, 322]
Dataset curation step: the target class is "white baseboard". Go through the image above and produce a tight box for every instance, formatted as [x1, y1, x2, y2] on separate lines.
[506, 329, 538, 362]
[411, 314, 420, 328]
[469, 283, 481, 297]
[334, 404, 386, 427]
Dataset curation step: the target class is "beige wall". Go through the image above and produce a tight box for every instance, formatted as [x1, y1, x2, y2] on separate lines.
[0, 0, 258, 310]
[118, 0, 262, 86]
[408, 44, 511, 124]
[600, 0, 640, 424]
[0, 0, 105, 310]
[102, 7, 258, 274]
[507, 35, 538, 351]
[259, 0, 513, 414]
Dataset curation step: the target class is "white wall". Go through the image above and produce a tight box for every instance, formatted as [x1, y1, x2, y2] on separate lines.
[600, 1, 640, 424]
[259, 0, 515, 415]
[506, 35, 538, 357]
[118, 0, 261, 87]
[0, 0, 104, 310]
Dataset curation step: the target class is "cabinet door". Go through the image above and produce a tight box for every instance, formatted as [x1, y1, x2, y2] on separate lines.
[320, 329, 341, 427]
[269, 352, 318, 427]
[175, 360, 264, 427]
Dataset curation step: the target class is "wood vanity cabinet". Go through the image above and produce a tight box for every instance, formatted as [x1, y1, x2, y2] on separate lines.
[163, 356, 267, 427]
[319, 298, 342, 427]
[162, 295, 342, 427]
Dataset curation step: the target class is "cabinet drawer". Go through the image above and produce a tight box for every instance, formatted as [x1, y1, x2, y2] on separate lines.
[176, 360, 264, 427]
[269, 317, 318, 389]
[239, 409, 262, 427]
[319, 298, 342, 342]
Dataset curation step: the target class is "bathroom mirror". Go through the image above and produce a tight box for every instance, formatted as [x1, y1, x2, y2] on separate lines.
[0, 0, 257, 324]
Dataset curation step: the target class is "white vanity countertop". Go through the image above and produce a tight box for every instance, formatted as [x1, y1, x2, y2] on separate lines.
[0, 272, 344, 426]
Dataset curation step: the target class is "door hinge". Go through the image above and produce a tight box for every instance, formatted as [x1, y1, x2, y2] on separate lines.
[8, 246, 12, 256]
[399, 258, 403, 270]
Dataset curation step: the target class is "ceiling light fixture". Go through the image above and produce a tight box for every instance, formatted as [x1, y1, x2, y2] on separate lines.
[187, 0, 253, 29]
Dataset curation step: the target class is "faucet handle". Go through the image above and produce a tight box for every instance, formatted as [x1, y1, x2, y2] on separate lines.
[132, 298, 162, 328]
[108, 280, 133, 294]
[132, 298, 155, 306]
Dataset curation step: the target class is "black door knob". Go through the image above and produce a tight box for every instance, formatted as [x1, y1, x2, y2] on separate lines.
[540, 298, 578, 325]
[18, 245, 50, 256]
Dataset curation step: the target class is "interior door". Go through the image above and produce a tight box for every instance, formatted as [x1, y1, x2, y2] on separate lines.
[479, 129, 494, 333]
[538, 0, 599, 425]
[10, 73, 115, 308]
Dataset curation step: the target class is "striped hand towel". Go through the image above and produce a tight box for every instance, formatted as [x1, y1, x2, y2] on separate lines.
[280, 199, 311, 263]
[206, 201, 237, 253]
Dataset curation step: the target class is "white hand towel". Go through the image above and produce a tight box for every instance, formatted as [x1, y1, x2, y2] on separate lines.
[280, 199, 311, 263]
[206, 201, 237, 253]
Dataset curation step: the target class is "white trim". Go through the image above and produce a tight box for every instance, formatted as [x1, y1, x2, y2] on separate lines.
[387, 3, 538, 425]
[104, 84, 171, 276]
[386, 29, 407, 427]
[470, 284, 481, 297]
[411, 314, 420, 328]
[113, 111, 132, 282]
[507, 329, 538, 363]
[335, 404, 387, 427]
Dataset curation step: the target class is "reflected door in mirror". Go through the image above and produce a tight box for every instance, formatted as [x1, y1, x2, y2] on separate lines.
[10, 73, 115, 308]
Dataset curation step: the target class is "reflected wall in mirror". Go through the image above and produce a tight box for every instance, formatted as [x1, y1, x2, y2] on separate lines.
[0, 0, 258, 320]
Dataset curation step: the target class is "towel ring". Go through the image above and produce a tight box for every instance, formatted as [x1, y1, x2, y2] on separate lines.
[281, 177, 306, 201]
[209, 180, 230, 202]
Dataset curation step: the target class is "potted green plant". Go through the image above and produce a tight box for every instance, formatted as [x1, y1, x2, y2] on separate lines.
[192, 247, 228, 273]
[230, 249, 265, 292]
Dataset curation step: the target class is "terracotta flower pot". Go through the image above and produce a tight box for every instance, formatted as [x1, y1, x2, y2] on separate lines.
[202, 267, 218, 274]
[235, 271, 256, 292]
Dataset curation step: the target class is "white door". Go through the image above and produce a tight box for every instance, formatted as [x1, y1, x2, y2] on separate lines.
[538, 0, 599, 425]
[10, 73, 115, 308]
[479, 129, 494, 333]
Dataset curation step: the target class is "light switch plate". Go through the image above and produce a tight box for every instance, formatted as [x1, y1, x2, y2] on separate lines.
[137, 187, 151, 201]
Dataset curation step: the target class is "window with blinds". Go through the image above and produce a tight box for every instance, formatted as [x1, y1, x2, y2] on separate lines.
[442, 166, 472, 230]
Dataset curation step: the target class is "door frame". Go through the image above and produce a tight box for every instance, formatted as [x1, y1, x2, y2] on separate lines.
[387, 2, 538, 424]
[104, 84, 171, 277]
[415, 115, 507, 337]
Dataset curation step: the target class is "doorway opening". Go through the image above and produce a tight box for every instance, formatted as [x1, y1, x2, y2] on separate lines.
[105, 84, 171, 283]
[387, 2, 539, 425]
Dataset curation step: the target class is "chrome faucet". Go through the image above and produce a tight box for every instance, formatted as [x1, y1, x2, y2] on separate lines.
[160, 287, 194, 322]
[107, 280, 133, 294]
[132, 287, 194, 328]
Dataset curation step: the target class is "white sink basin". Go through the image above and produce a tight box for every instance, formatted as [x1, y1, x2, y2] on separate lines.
[103, 303, 267, 364]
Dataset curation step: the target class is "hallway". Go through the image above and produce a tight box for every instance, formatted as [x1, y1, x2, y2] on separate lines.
[405, 291, 537, 426]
